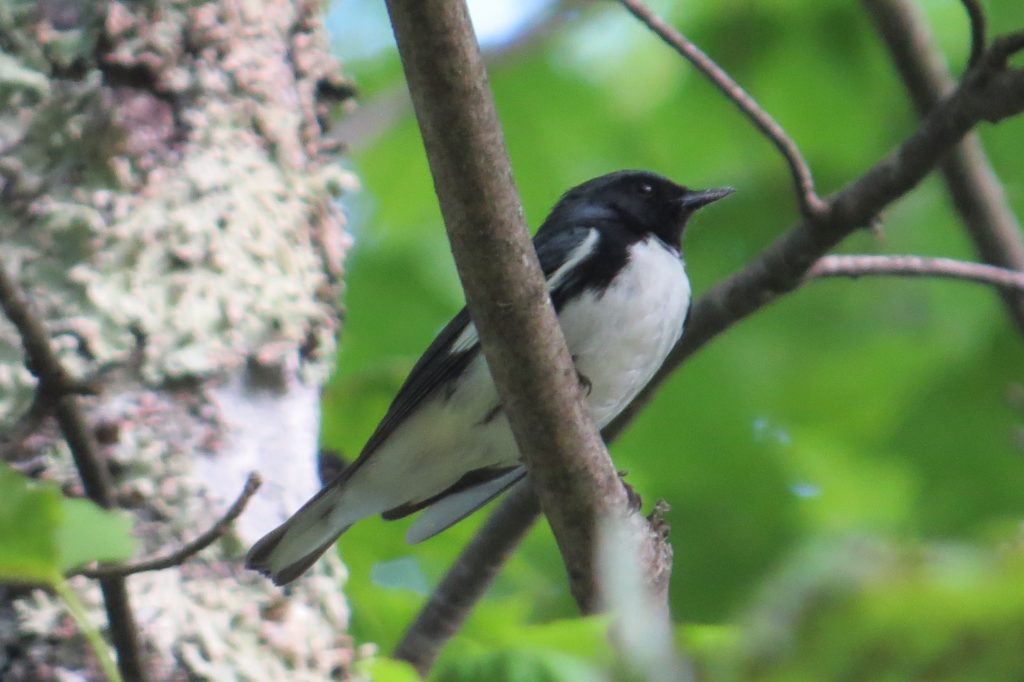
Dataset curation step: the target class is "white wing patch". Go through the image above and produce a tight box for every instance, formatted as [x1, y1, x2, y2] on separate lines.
[447, 229, 598, 357]
[451, 322, 479, 354]
[547, 228, 599, 292]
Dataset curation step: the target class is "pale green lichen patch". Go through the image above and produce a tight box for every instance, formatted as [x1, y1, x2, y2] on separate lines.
[71, 126, 350, 384]
[2, 0, 358, 677]
[0, 0, 355, 424]
[0, 52, 50, 102]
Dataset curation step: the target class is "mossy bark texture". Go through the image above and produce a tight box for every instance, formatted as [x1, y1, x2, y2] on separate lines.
[1, 1, 356, 678]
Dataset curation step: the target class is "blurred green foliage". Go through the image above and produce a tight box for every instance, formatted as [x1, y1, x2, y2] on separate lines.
[323, 0, 1024, 677]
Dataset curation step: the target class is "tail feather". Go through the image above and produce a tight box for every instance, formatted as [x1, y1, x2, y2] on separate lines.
[245, 483, 357, 585]
[246, 523, 344, 586]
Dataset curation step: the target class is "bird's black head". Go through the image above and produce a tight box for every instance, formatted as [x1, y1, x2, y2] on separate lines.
[542, 170, 733, 250]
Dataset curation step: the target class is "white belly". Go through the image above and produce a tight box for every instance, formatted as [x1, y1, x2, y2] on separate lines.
[559, 237, 689, 427]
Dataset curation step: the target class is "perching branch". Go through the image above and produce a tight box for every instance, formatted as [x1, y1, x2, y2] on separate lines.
[383, 0, 668, 616]
[0, 261, 145, 680]
[618, 0, 827, 220]
[394, 482, 540, 676]
[808, 255, 1024, 291]
[74, 473, 262, 579]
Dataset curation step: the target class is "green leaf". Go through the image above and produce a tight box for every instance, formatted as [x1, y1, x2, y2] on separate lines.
[0, 464, 62, 583]
[56, 496, 136, 572]
[0, 464, 136, 581]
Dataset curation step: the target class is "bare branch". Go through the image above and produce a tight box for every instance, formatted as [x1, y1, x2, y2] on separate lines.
[960, 0, 986, 70]
[0, 260, 145, 680]
[394, 482, 540, 676]
[862, 0, 1024, 334]
[617, 0, 827, 220]
[0, 262, 96, 399]
[74, 473, 262, 579]
[808, 255, 1024, 291]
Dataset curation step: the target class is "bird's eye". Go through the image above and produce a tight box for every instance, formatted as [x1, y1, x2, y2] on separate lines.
[637, 183, 653, 195]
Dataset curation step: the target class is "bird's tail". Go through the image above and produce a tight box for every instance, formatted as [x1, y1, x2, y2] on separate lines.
[245, 483, 356, 585]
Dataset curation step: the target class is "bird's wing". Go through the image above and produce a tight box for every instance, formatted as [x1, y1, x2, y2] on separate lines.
[536, 225, 601, 310]
[351, 226, 599, 463]
[358, 306, 478, 459]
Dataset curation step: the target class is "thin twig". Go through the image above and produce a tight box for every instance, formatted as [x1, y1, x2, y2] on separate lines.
[53, 579, 124, 682]
[0, 260, 145, 681]
[960, 0, 986, 70]
[862, 0, 1024, 335]
[807, 255, 1024, 291]
[394, 482, 540, 676]
[74, 473, 262, 579]
[617, 0, 828, 221]
[0, 263, 94, 397]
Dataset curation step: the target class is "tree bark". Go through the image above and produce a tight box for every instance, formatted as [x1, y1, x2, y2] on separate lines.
[0, 1, 356, 678]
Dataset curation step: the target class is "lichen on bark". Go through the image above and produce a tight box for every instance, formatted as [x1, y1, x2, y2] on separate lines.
[1, 0, 356, 417]
[1, 0, 359, 678]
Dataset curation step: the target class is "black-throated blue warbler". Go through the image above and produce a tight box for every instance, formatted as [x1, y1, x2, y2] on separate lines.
[247, 170, 732, 584]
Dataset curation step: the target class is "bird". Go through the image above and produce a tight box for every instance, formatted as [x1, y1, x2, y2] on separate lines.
[246, 170, 732, 585]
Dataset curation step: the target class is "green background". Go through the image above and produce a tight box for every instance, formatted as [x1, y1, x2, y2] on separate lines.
[321, 0, 1024, 677]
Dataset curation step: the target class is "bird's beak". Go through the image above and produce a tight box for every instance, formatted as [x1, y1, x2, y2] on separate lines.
[680, 186, 735, 210]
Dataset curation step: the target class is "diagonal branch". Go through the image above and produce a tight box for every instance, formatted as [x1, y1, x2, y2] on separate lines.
[74, 473, 262, 579]
[0, 260, 145, 680]
[618, 0, 827, 220]
[862, 0, 1024, 336]
[384, 0, 666, 616]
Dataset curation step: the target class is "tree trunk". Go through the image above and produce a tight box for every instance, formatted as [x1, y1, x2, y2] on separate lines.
[0, 1, 356, 678]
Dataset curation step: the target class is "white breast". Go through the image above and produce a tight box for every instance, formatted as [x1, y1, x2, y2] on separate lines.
[558, 236, 690, 428]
